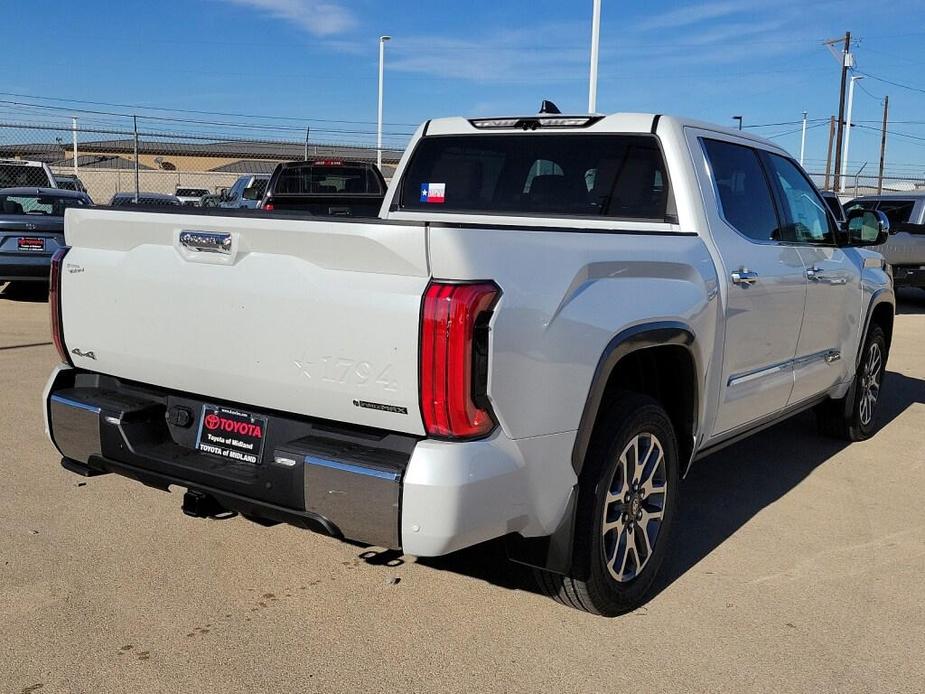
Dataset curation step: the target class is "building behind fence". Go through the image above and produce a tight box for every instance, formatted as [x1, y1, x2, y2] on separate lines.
[0, 122, 405, 204]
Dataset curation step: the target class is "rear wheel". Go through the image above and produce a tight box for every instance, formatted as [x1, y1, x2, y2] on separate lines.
[817, 324, 887, 441]
[534, 392, 679, 616]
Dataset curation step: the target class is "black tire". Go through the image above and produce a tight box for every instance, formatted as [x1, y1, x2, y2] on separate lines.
[534, 392, 680, 616]
[816, 324, 887, 441]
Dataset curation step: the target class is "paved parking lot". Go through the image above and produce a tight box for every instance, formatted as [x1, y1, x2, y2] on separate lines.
[2, 286, 924, 694]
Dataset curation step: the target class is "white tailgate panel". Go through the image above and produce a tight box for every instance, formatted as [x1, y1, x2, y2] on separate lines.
[61, 209, 429, 435]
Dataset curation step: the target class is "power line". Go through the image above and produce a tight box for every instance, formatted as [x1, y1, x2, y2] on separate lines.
[856, 70, 925, 96]
[744, 118, 828, 129]
[0, 91, 420, 128]
[0, 99, 416, 138]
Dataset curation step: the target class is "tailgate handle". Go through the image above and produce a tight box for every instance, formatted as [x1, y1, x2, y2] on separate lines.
[179, 230, 232, 255]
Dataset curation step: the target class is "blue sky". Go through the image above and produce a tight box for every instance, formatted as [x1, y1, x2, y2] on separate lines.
[5, 0, 925, 176]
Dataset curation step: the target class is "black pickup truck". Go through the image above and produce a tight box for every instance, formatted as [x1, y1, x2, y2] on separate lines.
[260, 160, 386, 217]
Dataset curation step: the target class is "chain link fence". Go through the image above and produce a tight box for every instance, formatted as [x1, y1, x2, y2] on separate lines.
[808, 172, 925, 199]
[4, 119, 925, 206]
[0, 122, 405, 205]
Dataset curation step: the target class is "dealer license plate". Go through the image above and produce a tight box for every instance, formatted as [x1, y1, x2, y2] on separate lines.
[196, 405, 268, 464]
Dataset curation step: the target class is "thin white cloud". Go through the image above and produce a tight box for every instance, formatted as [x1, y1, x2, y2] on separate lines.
[635, 0, 758, 31]
[221, 0, 356, 36]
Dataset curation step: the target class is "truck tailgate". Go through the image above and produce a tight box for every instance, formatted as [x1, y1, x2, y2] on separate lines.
[61, 208, 429, 435]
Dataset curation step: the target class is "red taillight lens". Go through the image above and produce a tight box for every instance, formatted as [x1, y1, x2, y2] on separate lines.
[261, 201, 274, 211]
[420, 281, 499, 439]
[49, 246, 72, 365]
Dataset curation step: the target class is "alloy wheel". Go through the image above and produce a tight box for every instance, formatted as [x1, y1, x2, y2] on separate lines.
[859, 342, 883, 426]
[601, 433, 668, 582]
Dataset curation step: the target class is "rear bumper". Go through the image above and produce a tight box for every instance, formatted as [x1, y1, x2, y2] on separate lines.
[44, 367, 577, 558]
[0, 255, 51, 281]
[892, 265, 925, 287]
[46, 367, 411, 549]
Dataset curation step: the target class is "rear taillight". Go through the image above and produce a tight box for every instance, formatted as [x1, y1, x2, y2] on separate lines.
[49, 246, 72, 365]
[420, 281, 500, 439]
[262, 201, 274, 211]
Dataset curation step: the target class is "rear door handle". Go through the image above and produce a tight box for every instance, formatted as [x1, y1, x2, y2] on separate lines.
[731, 269, 759, 286]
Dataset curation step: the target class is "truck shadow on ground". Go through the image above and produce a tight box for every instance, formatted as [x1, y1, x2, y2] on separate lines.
[0, 282, 48, 303]
[895, 288, 925, 315]
[408, 369, 925, 605]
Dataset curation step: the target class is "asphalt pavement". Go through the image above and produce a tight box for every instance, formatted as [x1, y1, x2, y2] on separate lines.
[2, 285, 924, 693]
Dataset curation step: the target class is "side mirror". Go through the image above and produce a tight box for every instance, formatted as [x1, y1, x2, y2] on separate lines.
[846, 208, 889, 246]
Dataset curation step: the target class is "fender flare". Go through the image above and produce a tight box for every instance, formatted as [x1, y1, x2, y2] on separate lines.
[570, 320, 699, 476]
[857, 287, 895, 368]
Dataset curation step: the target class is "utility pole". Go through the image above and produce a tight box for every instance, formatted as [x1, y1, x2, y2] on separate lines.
[830, 31, 851, 193]
[71, 116, 78, 178]
[304, 126, 310, 161]
[588, 0, 602, 112]
[824, 116, 836, 191]
[133, 114, 140, 204]
[840, 74, 863, 193]
[877, 95, 889, 194]
[799, 111, 808, 166]
[377, 35, 391, 171]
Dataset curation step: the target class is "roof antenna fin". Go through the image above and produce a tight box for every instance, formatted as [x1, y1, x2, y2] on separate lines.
[539, 100, 561, 114]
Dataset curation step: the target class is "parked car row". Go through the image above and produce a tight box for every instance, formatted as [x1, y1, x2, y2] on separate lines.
[0, 158, 389, 217]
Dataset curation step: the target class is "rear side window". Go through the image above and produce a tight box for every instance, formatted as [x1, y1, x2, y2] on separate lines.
[702, 139, 779, 242]
[0, 164, 52, 188]
[874, 200, 914, 227]
[821, 193, 845, 223]
[399, 134, 672, 220]
[274, 164, 383, 195]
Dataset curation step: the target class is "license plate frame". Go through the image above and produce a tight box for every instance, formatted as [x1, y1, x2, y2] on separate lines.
[17, 237, 45, 252]
[195, 405, 268, 465]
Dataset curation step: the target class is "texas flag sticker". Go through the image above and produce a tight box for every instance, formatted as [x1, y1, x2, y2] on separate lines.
[420, 182, 446, 203]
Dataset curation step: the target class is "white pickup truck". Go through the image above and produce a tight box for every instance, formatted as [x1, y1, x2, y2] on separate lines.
[44, 112, 895, 616]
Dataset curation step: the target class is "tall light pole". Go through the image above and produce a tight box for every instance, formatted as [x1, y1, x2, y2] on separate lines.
[799, 111, 808, 166]
[732, 115, 743, 130]
[377, 35, 391, 171]
[588, 0, 602, 113]
[840, 74, 863, 193]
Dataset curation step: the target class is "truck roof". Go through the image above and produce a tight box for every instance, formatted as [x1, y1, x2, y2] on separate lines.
[423, 112, 782, 150]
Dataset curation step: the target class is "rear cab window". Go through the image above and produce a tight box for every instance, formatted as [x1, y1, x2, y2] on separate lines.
[398, 134, 673, 221]
[0, 164, 52, 188]
[273, 163, 384, 196]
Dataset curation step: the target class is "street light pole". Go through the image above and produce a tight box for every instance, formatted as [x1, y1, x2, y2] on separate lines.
[377, 35, 391, 171]
[840, 74, 863, 193]
[588, 0, 602, 113]
[733, 115, 743, 130]
[799, 111, 808, 166]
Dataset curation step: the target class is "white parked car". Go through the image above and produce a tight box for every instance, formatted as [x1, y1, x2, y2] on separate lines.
[44, 112, 895, 615]
[0, 159, 56, 188]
